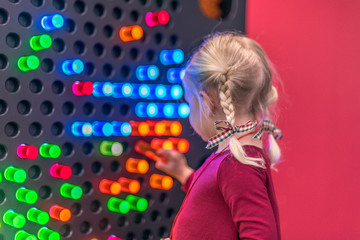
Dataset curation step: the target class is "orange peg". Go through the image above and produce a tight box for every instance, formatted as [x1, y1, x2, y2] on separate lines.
[99, 179, 121, 195]
[135, 140, 168, 163]
[119, 25, 143, 42]
[118, 177, 140, 194]
[150, 138, 164, 150]
[170, 138, 190, 153]
[150, 174, 173, 190]
[168, 121, 182, 136]
[149, 120, 182, 136]
[154, 121, 166, 135]
[130, 120, 182, 136]
[146, 120, 166, 136]
[49, 205, 71, 222]
[162, 139, 175, 150]
[150, 138, 189, 153]
[130, 121, 150, 136]
[125, 158, 149, 174]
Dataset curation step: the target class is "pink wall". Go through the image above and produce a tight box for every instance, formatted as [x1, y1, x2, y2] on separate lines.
[246, 1, 360, 239]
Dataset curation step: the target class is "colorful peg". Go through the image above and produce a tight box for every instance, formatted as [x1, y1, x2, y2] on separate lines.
[118, 178, 140, 194]
[30, 34, 52, 51]
[4, 166, 26, 183]
[49, 205, 71, 222]
[3, 210, 26, 228]
[108, 197, 130, 214]
[99, 179, 121, 195]
[17, 144, 38, 159]
[15, 230, 37, 240]
[119, 25, 143, 42]
[27, 207, 50, 225]
[150, 174, 173, 190]
[16, 187, 38, 204]
[60, 183, 82, 200]
[38, 227, 61, 240]
[39, 143, 61, 158]
[50, 164, 72, 179]
[125, 195, 148, 211]
[125, 158, 149, 174]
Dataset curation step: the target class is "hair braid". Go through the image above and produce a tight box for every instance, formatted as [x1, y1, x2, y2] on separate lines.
[217, 69, 266, 169]
[218, 70, 235, 125]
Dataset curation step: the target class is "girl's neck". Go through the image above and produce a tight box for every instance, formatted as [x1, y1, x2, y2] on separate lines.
[215, 132, 263, 153]
[214, 114, 263, 153]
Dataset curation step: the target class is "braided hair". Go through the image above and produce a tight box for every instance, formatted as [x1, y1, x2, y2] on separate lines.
[218, 67, 266, 168]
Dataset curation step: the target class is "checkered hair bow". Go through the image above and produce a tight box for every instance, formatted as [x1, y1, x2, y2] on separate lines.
[205, 120, 258, 149]
[205, 119, 283, 149]
[253, 119, 283, 140]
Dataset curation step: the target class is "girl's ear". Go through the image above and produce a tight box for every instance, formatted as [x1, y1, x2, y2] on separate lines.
[199, 90, 216, 116]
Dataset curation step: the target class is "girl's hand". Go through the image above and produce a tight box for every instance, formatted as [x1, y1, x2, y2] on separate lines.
[155, 149, 194, 185]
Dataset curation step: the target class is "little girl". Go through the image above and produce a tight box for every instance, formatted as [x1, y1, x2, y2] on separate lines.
[156, 31, 283, 240]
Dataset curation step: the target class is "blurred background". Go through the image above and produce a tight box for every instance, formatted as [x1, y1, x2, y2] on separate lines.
[246, 0, 360, 239]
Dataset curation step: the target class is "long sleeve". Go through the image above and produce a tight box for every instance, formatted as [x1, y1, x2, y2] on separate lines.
[180, 171, 196, 192]
[217, 155, 278, 240]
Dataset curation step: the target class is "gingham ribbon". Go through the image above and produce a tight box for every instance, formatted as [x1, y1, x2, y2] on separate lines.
[205, 120, 258, 149]
[253, 119, 283, 140]
[205, 119, 283, 149]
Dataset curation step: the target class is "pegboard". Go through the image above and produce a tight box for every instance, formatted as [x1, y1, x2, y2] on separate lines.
[0, 0, 245, 239]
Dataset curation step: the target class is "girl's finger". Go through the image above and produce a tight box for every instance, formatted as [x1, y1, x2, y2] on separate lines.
[155, 160, 165, 170]
[157, 149, 172, 158]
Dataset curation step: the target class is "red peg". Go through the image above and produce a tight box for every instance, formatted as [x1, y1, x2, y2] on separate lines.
[72, 81, 94, 96]
[17, 144, 39, 159]
[145, 10, 170, 27]
[50, 164, 72, 179]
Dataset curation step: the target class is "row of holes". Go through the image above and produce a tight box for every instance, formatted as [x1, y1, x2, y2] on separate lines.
[54, 224, 168, 239]
[0, 98, 130, 118]
[0, 79, 68, 95]
[0, 9, 146, 28]
[68, 0, 180, 15]
[53, 220, 170, 238]
[54, 219, 170, 238]
[0, 93, 130, 115]
[6, 0, 180, 13]
[0, 226, 168, 240]
[2, 30, 179, 51]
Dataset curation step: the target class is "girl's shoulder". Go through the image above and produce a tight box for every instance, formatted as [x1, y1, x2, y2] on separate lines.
[218, 145, 268, 174]
[216, 146, 268, 188]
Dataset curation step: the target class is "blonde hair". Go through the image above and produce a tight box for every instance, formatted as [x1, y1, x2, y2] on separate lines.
[182, 31, 281, 169]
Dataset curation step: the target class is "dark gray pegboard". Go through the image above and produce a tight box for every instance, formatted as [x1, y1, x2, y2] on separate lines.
[0, 0, 245, 239]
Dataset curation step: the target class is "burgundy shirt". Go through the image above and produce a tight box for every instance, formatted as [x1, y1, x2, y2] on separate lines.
[172, 145, 281, 240]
